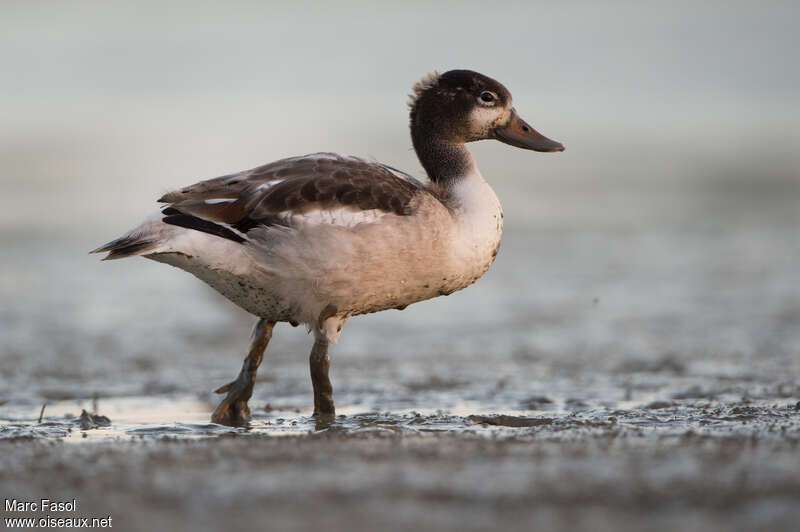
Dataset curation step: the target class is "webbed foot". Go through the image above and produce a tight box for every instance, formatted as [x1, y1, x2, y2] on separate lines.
[211, 375, 254, 426]
[211, 319, 274, 426]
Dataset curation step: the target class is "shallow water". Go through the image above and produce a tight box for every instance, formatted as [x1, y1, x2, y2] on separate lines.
[2, 393, 799, 443]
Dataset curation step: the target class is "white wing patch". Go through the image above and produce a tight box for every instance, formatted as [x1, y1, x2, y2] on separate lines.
[203, 198, 236, 205]
[291, 207, 389, 229]
[254, 179, 284, 191]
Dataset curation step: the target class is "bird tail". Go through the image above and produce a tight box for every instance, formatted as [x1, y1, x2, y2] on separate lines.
[89, 214, 170, 260]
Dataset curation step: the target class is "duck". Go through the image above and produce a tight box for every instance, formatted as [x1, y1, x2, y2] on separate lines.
[91, 69, 564, 425]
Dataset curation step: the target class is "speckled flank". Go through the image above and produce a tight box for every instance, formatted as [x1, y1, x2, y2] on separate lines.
[147, 252, 295, 322]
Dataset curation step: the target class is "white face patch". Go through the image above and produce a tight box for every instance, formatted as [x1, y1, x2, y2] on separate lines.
[467, 106, 511, 140]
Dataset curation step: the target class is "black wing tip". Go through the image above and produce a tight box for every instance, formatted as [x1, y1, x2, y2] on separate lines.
[89, 238, 124, 254]
[90, 237, 155, 260]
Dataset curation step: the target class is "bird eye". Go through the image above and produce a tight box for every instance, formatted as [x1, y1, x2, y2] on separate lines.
[479, 91, 496, 103]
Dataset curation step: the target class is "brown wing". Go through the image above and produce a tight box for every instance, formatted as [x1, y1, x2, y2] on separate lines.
[158, 153, 427, 240]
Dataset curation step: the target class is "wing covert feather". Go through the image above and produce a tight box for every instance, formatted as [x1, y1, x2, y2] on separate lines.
[158, 153, 431, 237]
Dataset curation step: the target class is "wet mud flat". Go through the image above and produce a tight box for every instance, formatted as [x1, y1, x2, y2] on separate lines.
[2, 399, 799, 532]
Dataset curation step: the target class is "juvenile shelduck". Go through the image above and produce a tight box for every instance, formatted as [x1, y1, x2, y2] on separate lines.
[92, 70, 564, 425]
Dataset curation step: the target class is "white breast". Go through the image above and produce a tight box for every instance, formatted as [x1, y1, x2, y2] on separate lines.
[447, 168, 504, 284]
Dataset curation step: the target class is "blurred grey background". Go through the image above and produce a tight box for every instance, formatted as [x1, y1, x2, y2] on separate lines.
[1, 1, 798, 411]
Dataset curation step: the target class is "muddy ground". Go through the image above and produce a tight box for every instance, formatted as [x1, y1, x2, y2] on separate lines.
[2, 407, 799, 532]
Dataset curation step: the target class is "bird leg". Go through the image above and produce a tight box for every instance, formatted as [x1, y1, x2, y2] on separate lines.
[211, 318, 274, 426]
[309, 338, 335, 417]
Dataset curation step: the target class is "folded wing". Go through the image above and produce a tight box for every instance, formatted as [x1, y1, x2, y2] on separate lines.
[159, 153, 428, 242]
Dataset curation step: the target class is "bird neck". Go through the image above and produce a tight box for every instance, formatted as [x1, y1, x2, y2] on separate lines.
[411, 125, 476, 188]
